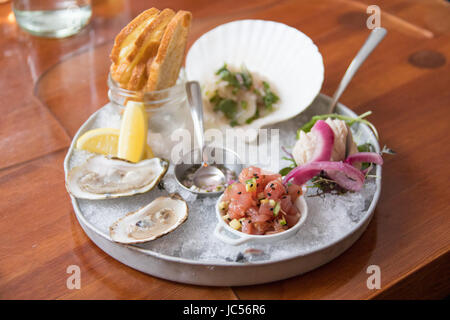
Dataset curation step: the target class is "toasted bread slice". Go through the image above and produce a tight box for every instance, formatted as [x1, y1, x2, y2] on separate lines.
[145, 10, 192, 91]
[110, 8, 176, 90]
[110, 8, 159, 86]
[110, 8, 159, 65]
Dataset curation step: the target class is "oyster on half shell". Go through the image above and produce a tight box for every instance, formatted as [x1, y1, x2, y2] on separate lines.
[110, 193, 188, 244]
[66, 156, 168, 200]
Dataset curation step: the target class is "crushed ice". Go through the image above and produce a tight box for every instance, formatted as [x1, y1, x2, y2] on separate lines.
[69, 99, 380, 263]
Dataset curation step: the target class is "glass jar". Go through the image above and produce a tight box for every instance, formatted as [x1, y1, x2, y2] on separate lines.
[107, 69, 193, 158]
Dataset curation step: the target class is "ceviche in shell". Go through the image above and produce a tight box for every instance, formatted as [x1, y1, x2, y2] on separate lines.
[203, 64, 280, 127]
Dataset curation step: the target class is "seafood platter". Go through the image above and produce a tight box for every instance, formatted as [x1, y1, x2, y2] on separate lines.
[64, 8, 387, 285]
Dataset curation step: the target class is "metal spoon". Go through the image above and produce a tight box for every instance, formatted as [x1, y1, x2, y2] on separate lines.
[185, 81, 226, 190]
[328, 27, 387, 114]
[327, 27, 387, 156]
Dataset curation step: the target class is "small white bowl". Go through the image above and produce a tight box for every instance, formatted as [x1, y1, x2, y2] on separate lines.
[185, 19, 324, 140]
[214, 193, 308, 246]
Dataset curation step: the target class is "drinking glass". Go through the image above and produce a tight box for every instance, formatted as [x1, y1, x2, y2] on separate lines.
[13, 0, 92, 38]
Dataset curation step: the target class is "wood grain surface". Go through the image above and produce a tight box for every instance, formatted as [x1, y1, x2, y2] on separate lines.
[0, 0, 449, 299]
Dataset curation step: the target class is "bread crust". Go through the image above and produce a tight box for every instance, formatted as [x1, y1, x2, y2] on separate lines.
[145, 11, 192, 91]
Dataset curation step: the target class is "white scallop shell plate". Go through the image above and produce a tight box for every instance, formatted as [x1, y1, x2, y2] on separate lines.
[185, 19, 324, 139]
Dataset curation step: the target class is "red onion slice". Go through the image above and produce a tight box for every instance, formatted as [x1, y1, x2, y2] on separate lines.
[310, 120, 334, 162]
[345, 152, 383, 166]
[284, 161, 366, 191]
[283, 164, 319, 187]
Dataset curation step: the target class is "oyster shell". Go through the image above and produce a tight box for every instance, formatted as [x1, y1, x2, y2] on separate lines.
[66, 156, 168, 199]
[110, 193, 188, 244]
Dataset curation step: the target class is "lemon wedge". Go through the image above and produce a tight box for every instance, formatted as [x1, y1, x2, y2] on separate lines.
[76, 128, 121, 156]
[76, 127, 153, 160]
[118, 101, 148, 163]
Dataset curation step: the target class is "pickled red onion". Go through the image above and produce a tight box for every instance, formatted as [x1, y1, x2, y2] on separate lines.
[310, 120, 334, 162]
[345, 152, 383, 166]
[284, 161, 366, 191]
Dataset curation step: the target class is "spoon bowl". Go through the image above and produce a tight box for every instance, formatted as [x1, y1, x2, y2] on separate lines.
[174, 146, 244, 195]
[193, 165, 226, 190]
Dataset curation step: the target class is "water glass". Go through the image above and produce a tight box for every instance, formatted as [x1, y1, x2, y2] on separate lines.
[13, 0, 92, 38]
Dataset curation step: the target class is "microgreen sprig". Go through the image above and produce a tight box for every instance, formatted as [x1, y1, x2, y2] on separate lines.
[297, 111, 378, 140]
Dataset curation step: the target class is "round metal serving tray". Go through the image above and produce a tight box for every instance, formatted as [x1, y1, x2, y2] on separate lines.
[64, 94, 381, 286]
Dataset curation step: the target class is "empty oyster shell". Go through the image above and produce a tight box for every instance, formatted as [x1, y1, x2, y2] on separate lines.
[66, 156, 168, 199]
[110, 193, 188, 244]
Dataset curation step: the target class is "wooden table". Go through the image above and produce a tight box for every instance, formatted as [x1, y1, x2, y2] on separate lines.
[0, 0, 449, 300]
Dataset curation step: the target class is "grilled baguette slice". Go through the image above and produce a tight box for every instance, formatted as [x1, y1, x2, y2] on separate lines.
[145, 10, 192, 91]
[110, 8, 175, 90]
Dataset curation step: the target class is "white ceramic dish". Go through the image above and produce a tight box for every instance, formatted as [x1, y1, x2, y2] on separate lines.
[214, 193, 308, 245]
[185, 19, 324, 140]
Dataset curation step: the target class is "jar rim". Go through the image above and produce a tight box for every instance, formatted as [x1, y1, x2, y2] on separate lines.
[107, 68, 187, 106]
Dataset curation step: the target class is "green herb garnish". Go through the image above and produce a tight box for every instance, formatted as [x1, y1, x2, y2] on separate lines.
[245, 109, 259, 124]
[279, 166, 294, 176]
[357, 143, 374, 152]
[357, 143, 374, 170]
[262, 81, 279, 110]
[279, 156, 296, 176]
[297, 111, 378, 139]
[273, 202, 281, 216]
[213, 98, 238, 120]
[212, 64, 279, 127]
[238, 66, 253, 89]
[216, 64, 240, 89]
[230, 119, 239, 127]
[308, 172, 348, 197]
